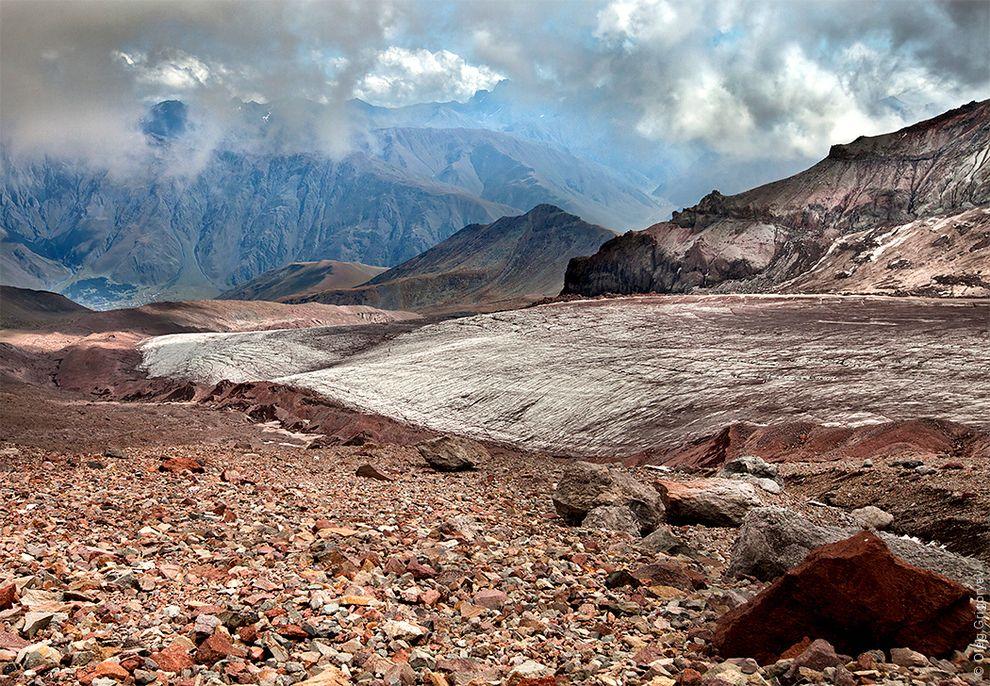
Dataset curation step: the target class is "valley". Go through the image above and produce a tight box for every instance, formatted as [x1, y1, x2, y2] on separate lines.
[1, 6, 989, 684]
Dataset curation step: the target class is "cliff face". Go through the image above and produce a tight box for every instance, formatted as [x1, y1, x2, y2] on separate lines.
[564, 100, 990, 298]
[297, 204, 614, 313]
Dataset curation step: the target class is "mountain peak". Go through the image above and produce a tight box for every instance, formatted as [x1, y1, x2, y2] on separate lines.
[141, 100, 189, 141]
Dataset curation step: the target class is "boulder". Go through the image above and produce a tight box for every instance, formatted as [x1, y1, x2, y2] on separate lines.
[0, 582, 17, 610]
[417, 436, 487, 472]
[629, 557, 707, 591]
[637, 526, 694, 557]
[851, 506, 894, 530]
[726, 507, 836, 581]
[581, 505, 641, 536]
[727, 507, 986, 590]
[552, 462, 663, 535]
[656, 478, 761, 527]
[713, 531, 977, 664]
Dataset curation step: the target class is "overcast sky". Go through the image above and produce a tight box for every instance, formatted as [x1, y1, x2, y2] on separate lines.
[2, 0, 988, 192]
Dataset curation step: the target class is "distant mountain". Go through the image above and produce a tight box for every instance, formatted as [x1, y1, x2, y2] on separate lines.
[219, 260, 386, 302]
[564, 100, 990, 298]
[0, 286, 89, 329]
[296, 205, 614, 313]
[0, 96, 665, 309]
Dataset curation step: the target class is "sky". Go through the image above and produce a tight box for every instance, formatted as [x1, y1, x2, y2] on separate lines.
[2, 0, 988, 198]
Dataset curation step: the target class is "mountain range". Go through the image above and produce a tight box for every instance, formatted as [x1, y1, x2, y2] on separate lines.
[291, 204, 613, 313]
[564, 100, 990, 298]
[0, 92, 665, 309]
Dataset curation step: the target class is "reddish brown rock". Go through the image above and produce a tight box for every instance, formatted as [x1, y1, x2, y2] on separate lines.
[195, 629, 234, 665]
[276, 623, 310, 640]
[0, 629, 29, 651]
[150, 640, 195, 673]
[0, 583, 17, 609]
[407, 560, 438, 579]
[631, 558, 707, 591]
[473, 588, 508, 610]
[159, 456, 205, 474]
[713, 531, 977, 664]
[76, 660, 130, 684]
[676, 668, 703, 686]
[356, 463, 392, 481]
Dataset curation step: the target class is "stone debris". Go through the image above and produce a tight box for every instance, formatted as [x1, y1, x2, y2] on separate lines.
[1, 433, 985, 686]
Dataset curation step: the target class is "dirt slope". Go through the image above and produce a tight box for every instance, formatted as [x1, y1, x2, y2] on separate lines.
[218, 260, 387, 302]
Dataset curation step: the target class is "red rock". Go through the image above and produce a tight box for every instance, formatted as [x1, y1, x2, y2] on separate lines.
[237, 624, 259, 643]
[276, 623, 310, 640]
[356, 463, 392, 481]
[420, 589, 441, 606]
[195, 630, 234, 665]
[713, 532, 977, 664]
[787, 639, 848, 671]
[676, 668, 703, 686]
[77, 660, 130, 684]
[631, 558, 707, 591]
[150, 641, 195, 673]
[0, 583, 17, 610]
[406, 560, 438, 579]
[384, 556, 409, 575]
[473, 588, 508, 609]
[159, 457, 205, 474]
[0, 629, 29, 651]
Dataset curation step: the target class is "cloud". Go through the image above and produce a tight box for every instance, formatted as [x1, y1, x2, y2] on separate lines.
[1, 0, 987, 192]
[355, 47, 504, 107]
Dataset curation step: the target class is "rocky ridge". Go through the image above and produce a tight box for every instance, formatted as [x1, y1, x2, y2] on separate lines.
[563, 100, 990, 298]
[293, 205, 614, 313]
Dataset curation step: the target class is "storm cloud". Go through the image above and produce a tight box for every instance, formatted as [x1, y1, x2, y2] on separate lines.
[1, 0, 987, 190]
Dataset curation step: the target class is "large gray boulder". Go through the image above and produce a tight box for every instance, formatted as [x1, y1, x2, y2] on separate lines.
[581, 505, 641, 537]
[553, 462, 664, 535]
[726, 507, 836, 580]
[656, 478, 762, 527]
[728, 507, 986, 590]
[417, 436, 488, 472]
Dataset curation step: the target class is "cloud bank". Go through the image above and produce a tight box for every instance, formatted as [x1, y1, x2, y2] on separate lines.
[1, 0, 987, 191]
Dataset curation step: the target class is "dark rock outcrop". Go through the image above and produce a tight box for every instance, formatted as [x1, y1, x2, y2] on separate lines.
[713, 531, 978, 664]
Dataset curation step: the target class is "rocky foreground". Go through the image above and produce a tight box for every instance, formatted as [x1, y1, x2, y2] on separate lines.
[0, 383, 986, 686]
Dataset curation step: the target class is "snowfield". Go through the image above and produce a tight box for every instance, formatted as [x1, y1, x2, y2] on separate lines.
[140, 295, 990, 456]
